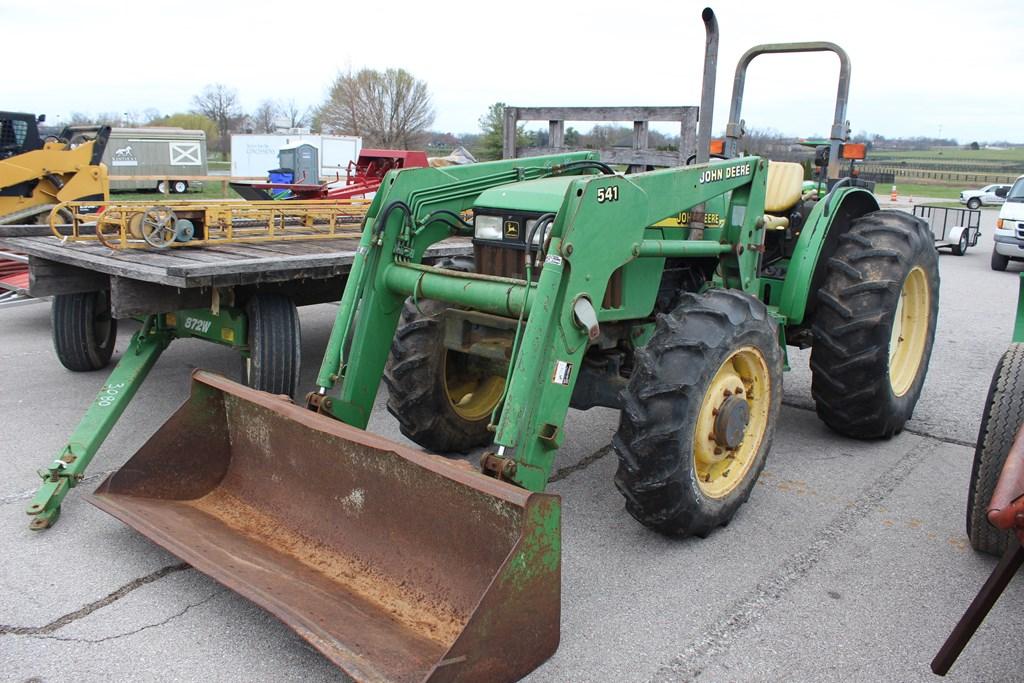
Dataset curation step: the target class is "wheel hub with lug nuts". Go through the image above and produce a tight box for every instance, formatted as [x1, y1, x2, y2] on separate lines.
[692, 347, 772, 498]
[714, 394, 750, 450]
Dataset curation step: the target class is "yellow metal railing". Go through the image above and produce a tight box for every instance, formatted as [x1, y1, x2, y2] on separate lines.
[50, 199, 369, 250]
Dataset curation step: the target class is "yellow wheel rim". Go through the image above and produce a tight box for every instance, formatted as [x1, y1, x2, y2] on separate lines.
[443, 351, 506, 422]
[692, 346, 772, 499]
[889, 266, 930, 397]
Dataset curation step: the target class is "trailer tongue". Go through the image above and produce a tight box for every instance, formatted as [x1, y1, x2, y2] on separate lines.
[91, 371, 560, 683]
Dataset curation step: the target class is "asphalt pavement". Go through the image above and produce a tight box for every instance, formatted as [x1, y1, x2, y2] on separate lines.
[2, 201, 1023, 682]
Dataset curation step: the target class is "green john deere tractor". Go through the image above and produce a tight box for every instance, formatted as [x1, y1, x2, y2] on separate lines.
[82, 9, 940, 683]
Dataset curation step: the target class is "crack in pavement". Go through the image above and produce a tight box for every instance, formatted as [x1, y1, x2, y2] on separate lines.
[781, 398, 975, 448]
[26, 590, 221, 644]
[648, 438, 928, 682]
[0, 469, 117, 506]
[549, 445, 613, 483]
[0, 563, 190, 637]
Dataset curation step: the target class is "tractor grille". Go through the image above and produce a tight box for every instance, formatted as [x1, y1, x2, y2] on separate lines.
[473, 242, 623, 309]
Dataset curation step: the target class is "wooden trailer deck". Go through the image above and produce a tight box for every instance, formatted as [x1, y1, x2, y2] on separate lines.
[0, 226, 471, 317]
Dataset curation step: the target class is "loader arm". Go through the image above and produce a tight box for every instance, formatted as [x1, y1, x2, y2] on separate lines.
[312, 154, 770, 491]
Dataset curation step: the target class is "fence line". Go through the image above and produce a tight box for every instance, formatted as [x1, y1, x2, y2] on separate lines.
[859, 167, 1018, 185]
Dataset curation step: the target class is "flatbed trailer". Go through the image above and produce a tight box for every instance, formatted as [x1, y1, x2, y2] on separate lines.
[0, 224, 468, 318]
[0, 224, 470, 529]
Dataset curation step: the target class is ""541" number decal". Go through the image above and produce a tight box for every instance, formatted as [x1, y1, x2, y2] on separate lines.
[596, 186, 620, 203]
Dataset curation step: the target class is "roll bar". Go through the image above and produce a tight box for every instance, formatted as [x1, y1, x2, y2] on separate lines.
[723, 42, 851, 179]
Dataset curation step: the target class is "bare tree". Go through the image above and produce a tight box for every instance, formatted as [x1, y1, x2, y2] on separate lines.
[252, 99, 281, 134]
[318, 68, 434, 148]
[283, 99, 310, 130]
[192, 84, 243, 156]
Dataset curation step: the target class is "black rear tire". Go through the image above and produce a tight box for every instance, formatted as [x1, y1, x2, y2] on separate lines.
[51, 291, 118, 371]
[810, 210, 939, 438]
[240, 294, 301, 397]
[967, 344, 1024, 556]
[613, 289, 783, 537]
[992, 249, 1010, 272]
[384, 256, 501, 454]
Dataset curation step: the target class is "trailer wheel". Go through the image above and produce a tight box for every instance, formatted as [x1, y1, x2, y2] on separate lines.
[613, 289, 783, 536]
[240, 294, 301, 397]
[967, 344, 1024, 556]
[992, 249, 1010, 272]
[51, 291, 118, 371]
[171, 180, 188, 194]
[156, 180, 168, 194]
[384, 256, 502, 454]
[810, 210, 939, 438]
[952, 230, 968, 256]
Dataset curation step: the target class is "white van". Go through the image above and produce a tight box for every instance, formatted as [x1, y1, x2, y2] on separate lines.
[992, 175, 1024, 271]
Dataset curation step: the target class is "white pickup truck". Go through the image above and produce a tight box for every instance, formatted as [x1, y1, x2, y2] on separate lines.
[960, 183, 1011, 209]
[992, 176, 1024, 270]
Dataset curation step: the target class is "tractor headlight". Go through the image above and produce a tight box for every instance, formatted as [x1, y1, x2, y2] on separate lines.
[526, 218, 540, 244]
[474, 214, 503, 240]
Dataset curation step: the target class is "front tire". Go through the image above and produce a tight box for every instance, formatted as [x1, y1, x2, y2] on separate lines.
[967, 198, 981, 210]
[613, 289, 783, 537]
[967, 344, 1024, 556]
[810, 210, 939, 438]
[383, 257, 505, 454]
[51, 291, 118, 371]
[992, 249, 1010, 271]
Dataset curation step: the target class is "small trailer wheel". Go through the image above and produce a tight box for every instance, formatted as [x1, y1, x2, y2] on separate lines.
[951, 230, 968, 256]
[171, 180, 188, 194]
[51, 291, 118, 371]
[967, 344, 1024, 556]
[240, 294, 301, 397]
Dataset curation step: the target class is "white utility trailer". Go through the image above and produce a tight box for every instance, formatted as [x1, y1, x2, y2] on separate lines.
[915, 204, 982, 256]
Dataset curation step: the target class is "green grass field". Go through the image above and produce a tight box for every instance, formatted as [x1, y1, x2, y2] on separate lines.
[111, 184, 242, 202]
[873, 183, 963, 200]
[870, 147, 1024, 163]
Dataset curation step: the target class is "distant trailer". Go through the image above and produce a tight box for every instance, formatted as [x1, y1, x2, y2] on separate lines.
[230, 134, 361, 182]
[914, 204, 981, 257]
[103, 127, 207, 194]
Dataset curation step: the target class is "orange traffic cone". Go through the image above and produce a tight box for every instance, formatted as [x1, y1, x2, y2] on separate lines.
[890, 185, 898, 201]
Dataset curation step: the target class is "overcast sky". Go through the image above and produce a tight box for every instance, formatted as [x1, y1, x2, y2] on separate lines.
[4, 0, 1022, 143]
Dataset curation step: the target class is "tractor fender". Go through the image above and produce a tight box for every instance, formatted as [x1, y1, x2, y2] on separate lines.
[778, 187, 879, 326]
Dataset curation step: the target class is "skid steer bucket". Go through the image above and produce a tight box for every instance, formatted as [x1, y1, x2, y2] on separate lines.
[90, 371, 561, 683]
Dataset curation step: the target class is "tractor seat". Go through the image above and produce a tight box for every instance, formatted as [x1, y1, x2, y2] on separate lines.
[765, 161, 804, 214]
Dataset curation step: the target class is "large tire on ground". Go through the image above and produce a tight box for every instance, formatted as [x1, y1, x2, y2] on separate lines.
[967, 197, 982, 210]
[992, 249, 1010, 272]
[51, 291, 118, 371]
[383, 257, 505, 454]
[810, 210, 939, 438]
[613, 289, 783, 536]
[240, 294, 301, 397]
[967, 344, 1024, 556]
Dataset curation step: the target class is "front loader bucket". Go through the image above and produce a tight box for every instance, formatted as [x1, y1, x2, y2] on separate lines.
[90, 371, 560, 683]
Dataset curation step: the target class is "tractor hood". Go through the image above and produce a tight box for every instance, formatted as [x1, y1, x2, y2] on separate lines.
[473, 176, 579, 214]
